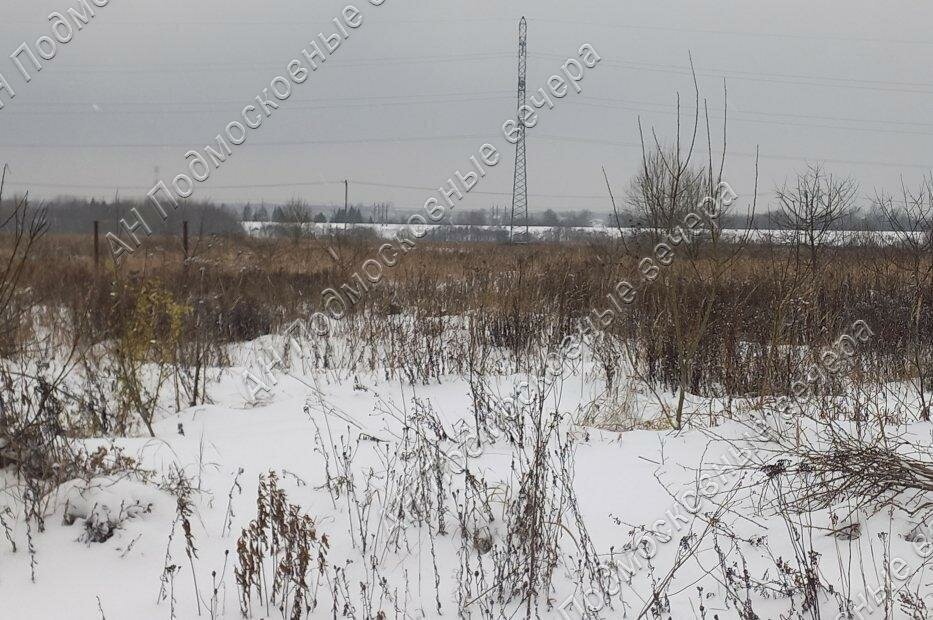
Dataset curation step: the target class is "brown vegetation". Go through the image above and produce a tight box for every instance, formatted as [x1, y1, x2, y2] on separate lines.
[7, 228, 930, 409]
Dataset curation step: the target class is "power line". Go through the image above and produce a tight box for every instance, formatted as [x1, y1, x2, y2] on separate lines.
[4, 179, 340, 191]
[0, 17, 512, 27]
[1, 95, 510, 116]
[5, 95, 932, 143]
[51, 51, 515, 73]
[533, 134, 933, 170]
[578, 95, 933, 129]
[350, 179, 607, 200]
[8, 90, 512, 108]
[3, 15, 928, 47]
[626, 59, 933, 91]
[530, 18, 933, 48]
[6, 89, 933, 140]
[532, 53, 933, 96]
[8, 44, 924, 95]
[0, 133, 500, 149]
[42, 49, 933, 95]
[566, 98, 933, 138]
[1, 132, 929, 170]
[1, 177, 616, 201]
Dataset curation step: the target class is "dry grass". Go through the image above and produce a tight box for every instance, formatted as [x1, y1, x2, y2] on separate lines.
[3, 231, 929, 404]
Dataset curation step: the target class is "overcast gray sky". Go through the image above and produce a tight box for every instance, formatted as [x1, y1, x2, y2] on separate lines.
[1, 0, 931, 213]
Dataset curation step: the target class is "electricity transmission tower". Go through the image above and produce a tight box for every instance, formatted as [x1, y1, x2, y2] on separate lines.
[509, 16, 529, 244]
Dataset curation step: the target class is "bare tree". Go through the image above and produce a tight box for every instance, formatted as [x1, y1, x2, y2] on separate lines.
[277, 197, 312, 223]
[0, 165, 48, 354]
[623, 148, 707, 243]
[277, 197, 312, 241]
[873, 177, 933, 421]
[774, 164, 858, 270]
[604, 59, 760, 429]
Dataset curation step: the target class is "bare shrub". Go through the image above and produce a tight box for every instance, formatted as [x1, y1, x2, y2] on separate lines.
[748, 416, 933, 520]
[774, 163, 859, 271]
[235, 471, 329, 619]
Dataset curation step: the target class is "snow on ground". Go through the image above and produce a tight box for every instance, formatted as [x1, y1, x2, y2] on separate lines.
[2, 340, 932, 619]
[241, 221, 927, 246]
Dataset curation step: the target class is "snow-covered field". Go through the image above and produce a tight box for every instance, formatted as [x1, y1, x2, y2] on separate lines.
[241, 221, 926, 246]
[3, 332, 932, 619]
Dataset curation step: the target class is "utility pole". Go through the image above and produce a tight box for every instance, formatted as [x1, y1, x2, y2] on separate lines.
[344, 179, 350, 228]
[509, 17, 530, 244]
[93, 220, 100, 271]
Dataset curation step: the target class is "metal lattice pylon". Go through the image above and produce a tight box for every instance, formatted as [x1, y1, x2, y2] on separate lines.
[509, 16, 529, 244]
